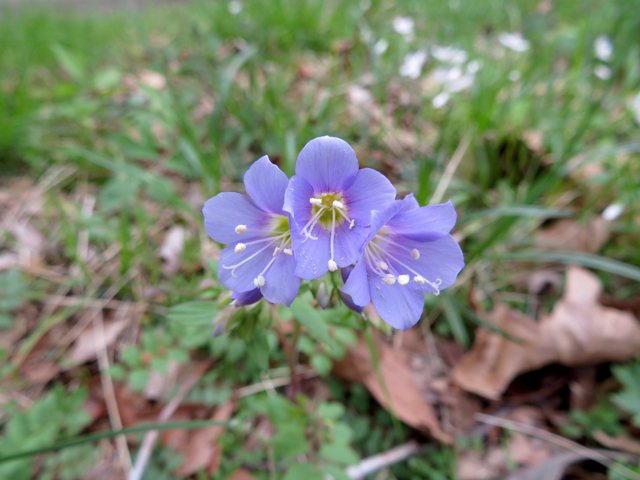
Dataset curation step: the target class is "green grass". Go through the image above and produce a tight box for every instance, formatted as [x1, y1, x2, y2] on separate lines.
[1, 0, 640, 478]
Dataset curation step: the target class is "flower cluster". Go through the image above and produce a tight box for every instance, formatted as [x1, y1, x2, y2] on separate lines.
[203, 136, 464, 330]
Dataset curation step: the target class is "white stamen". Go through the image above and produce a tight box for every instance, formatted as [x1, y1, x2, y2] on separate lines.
[398, 275, 410, 285]
[235, 224, 247, 234]
[413, 275, 425, 284]
[411, 248, 420, 259]
[382, 274, 396, 285]
[273, 246, 281, 257]
[328, 259, 338, 272]
[284, 248, 293, 256]
[234, 243, 246, 253]
[309, 198, 322, 206]
[254, 275, 265, 287]
[332, 200, 344, 209]
[349, 219, 355, 229]
[378, 261, 389, 270]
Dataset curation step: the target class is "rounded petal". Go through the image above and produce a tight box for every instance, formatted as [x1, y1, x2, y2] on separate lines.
[387, 201, 457, 242]
[244, 156, 289, 215]
[400, 193, 420, 211]
[261, 252, 301, 307]
[283, 175, 315, 225]
[218, 238, 277, 293]
[387, 234, 465, 293]
[203, 192, 269, 244]
[333, 219, 369, 267]
[289, 218, 331, 280]
[369, 277, 425, 331]
[340, 254, 371, 308]
[295, 136, 359, 192]
[343, 168, 397, 223]
[365, 200, 406, 246]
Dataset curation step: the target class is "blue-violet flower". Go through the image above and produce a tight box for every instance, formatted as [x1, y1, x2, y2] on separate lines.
[341, 194, 464, 330]
[203, 157, 300, 306]
[283, 136, 396, 280]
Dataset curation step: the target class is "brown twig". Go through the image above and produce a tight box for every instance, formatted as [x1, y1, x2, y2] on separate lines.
[345, 441, 425, 479]
[127, 359, 214, 480]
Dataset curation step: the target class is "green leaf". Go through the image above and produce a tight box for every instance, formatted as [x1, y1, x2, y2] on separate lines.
[311, 354, 333, 376]
[50, 44, 85, 81]
[284, 464, 323, 480]
[322, 464, 352, 480]
[167, 301, 217, 326]
[320, 442, 359, 465]
[248, 334, 270, 370]
[129, 369, 149, 392]
[441, 293, 469, 348]
[612, 362, 640, 427]
[318, 402, 345, 420]
[272, 424, 309, 457]
[290, 295, 332, 345]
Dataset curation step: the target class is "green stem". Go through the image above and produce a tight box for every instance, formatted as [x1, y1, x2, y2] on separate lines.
[288, 320, 302, 400]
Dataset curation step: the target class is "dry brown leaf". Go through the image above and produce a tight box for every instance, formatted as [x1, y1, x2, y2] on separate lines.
[454, 266, 640, 399]
[227, 469, 258, 480]
[333, 336, 450, 443]
[535, 217, 609, 253]
[594, 431, 640, 456]
[507, 407, 552, 468]
[68, 319, 127, 365]
[159, 225, 186, 275]
[173, 401, 237, 477]
[457, 447, 507, 480]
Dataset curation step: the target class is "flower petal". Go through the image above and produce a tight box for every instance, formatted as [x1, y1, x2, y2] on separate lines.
[369, 276, 425, 330]
[365, 200, 406, 247]
[333, 219, 369, 267]
[343, 168, 397, 223]
[387, 201, 457, 242]
[261, 252, 301, 307]
[283, 174, 315, 225]
[400, 193, 420, 211]
[289, 217, 332, 280]
[232, 288, 263, 307]
[203, 192, 269, 244]
[295, 136, 359, 192]
[218, 237, 277, 293]
[340, 254, 371, 308]
[244, 156, 289, 215]
[387, 234, 464, 293]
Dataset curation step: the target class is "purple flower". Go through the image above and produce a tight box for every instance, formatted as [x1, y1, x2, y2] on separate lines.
[283, 136, 397, 280]
[203, 157, 300, 306]
[231, 288, 263, 307]
[341, 194, 464, 330]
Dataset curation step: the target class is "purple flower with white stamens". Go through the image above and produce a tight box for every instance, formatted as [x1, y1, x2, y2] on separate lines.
[231, 288, 263, 307]
[283, 136, 397, 280]
[203, 156, 301, 306]
[341, 194, 464, 331]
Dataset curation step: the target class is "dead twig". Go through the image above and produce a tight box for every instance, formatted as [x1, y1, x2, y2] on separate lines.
[430, 132, 472, 205]
[127, 359, 214, 480]
[345, 441, 424, 479]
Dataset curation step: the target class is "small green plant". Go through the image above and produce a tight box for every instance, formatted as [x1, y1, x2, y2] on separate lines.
[612, 361, 640, 427]
[561, 403, 625, 440]
[0, 270, 27, 329]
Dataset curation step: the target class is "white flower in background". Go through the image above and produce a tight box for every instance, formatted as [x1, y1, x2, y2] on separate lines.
[509, 69, 522, 82]
[399, 49, 428, 79]
[228, 0, 242, 14]
[602, 203, 624, 221]
[467, 60, 481, 74]
[431, 45, 467, 64]
[432, 91, 450, 108]
[499, 32, 530, 52]
[594, 35, 614, 62]
[431, 66, 474, 92]
[594, 65, 612, 80]
[631, 93, 640, 125]
[374, 39, 389, 55]
[393, 16, 415, 38]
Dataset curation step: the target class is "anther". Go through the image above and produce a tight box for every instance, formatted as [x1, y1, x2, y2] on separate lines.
[411, 249, 420, 259]
[272, 247, 281, 257]
[254, 275, 265, 287]
[378, 261, 389, 270]
[284, 248, 293, 256]
[332, 200, 344, 209]
[398, 275, 410, 285]
[349, 220, 355, 229]
[382, 274, 396, 285]
[235, 224, 247, 234]
[309, 198, 322, 206]
[413, 275, 425, 284]
[234, 243, 246, 254]
[328, 259, 338, 272]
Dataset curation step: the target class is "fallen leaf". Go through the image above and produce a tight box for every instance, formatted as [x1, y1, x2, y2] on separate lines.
[68, 319, 127, 365]
[594, 431, 640, 456]
[173, 401, 237, 477]
[535, 217, 609, 253]
[333, 335, 451, 443]
[457, 447, 507, 480]
[454, 267, 640, 399]
[507, 407, 552, 468]
[138, 70, 166, 90]
[227, 469, 258, 480]
[160, 226, 186, 275]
